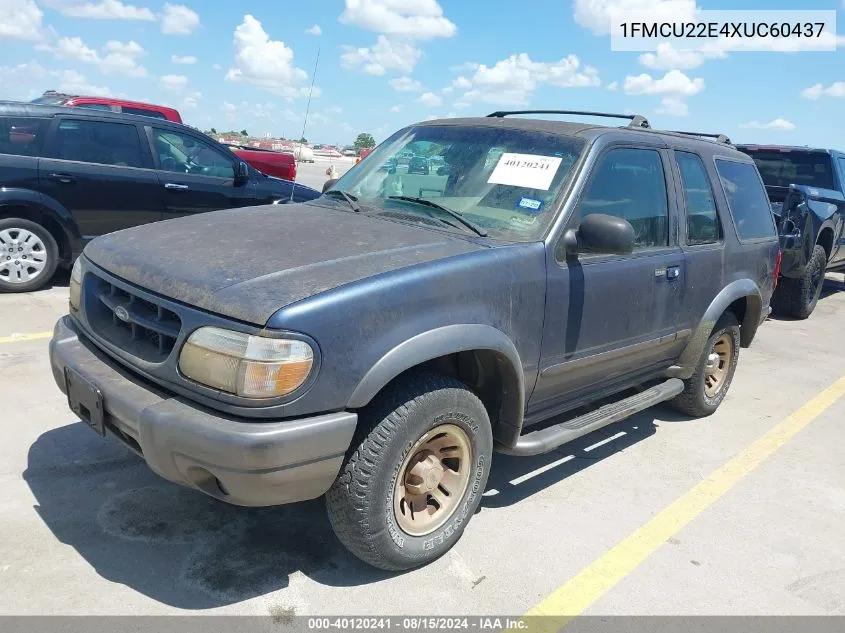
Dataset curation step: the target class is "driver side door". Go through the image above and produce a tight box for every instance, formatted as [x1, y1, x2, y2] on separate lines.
[148, 126, 255, 220]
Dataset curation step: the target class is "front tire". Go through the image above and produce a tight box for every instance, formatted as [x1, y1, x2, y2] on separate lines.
[0, 218, 59, 293]
[772, 244, 827, 319]
[671, 312, 741, 417]
[326, 372, 493, 571]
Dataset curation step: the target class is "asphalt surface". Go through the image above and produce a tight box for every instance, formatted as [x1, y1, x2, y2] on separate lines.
[1, 219, 844, 617]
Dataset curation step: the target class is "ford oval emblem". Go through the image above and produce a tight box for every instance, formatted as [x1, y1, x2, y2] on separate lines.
[114, 306, 130, 322]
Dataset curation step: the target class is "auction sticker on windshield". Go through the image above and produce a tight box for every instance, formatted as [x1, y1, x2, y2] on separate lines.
[487, 153, 563, 191]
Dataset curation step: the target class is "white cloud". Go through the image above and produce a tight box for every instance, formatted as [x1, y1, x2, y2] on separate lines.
[47, 36, 148, 77]
[160, 3, 199, 35]
[54, 68, 113, 95]
[452, 76, 471, 89]
[389, 75, 423, 91]
[0, 0, 44, 41]
[419, 91, 442, 107]
[0, 60, 114, 99]
[424, 114, 438, 121]
[739, 118, 795, 131]
[456, 53, 600, 106]
[172, 54, 196, 64]
[624, 70, 704, 96]
[225, 15, 314, 99]
[160, 74, 188, 90]
[42, 0, 155, 21]
[305, 24, 322, 36]
[574, 0, 697, 36]
[638, 42, 725, 70]
[212, 63, 222, 70]
[340, 35, 421, 75]
[655, 97, 688, 116]
[801, 82, 845, 100]
[606, 80, 618, 91]
[222, 101, 237, 118]
[339, 0, 456, 40]
[390, 105, 402, 112]
[328, 106, 343, 114]
[450, 62, 478, 73]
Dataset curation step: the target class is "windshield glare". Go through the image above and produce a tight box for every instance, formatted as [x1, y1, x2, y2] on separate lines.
[329, 125, 585, 240]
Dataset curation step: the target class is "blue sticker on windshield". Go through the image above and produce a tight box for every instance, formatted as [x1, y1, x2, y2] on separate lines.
[517, 197, 544, 213]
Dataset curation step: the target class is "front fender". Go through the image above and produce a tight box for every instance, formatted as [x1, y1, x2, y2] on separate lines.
[668, 280, 763, 380]
[347, 324, 525, 441]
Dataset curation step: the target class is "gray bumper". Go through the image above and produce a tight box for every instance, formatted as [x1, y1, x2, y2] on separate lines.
[49, 316, 357, 507]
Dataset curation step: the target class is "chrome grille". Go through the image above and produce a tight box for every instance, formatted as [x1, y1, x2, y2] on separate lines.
[86, 275, 182, 362]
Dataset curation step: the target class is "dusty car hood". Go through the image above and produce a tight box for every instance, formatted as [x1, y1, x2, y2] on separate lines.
[84, 203, 483, 325]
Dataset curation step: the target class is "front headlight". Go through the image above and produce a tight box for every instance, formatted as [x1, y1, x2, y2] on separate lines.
[178, 327, 314, 399]
[69, 258, 82, 310]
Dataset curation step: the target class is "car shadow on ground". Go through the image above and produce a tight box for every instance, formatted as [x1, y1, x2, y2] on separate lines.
[769, 275, 844, 321]
[25, 406, 672, 609]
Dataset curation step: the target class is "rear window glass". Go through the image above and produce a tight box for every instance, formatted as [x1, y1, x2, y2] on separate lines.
[0, 117, 48, 157]
[715, 159, 777, 241]
[122, 107, 167, 120]
[53, 119, 144, 168]
[743, 149, 834, 190]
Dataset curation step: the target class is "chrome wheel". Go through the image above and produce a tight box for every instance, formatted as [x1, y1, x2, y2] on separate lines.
[703, 333, 733, 398]
[0, 228, 48, 285]
[393, 424, 473, 537]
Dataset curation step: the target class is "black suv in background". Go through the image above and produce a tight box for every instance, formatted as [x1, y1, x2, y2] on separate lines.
[0, 103, 320, 292]
[51, 110, 781, 571]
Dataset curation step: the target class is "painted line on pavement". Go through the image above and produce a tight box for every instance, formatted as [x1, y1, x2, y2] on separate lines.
[519, 374, 845, 631]
[0, 331, 52, 345]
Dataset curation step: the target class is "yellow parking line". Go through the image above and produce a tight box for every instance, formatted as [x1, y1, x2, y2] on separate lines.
[520, 374, 845, 631]
[0, 331, 52, 345]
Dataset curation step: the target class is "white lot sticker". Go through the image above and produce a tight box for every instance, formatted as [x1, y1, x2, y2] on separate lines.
[487, 153, 563, 191]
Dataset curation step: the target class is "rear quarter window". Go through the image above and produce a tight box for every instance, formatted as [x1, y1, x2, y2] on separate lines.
[714, 159, 777, 241]
[0, 117, 49, 157]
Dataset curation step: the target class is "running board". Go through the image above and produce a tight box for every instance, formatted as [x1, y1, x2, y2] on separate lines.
[498, 378, 684, 456]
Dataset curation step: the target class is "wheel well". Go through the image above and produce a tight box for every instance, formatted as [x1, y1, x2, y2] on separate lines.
[725, 297, 746, 326]
[817, 227, 834, 260]
[370, 350, 522, 448]
[0, 205, 71, 264]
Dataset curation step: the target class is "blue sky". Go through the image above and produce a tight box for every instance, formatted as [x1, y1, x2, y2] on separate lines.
[1, 0, 845, 147]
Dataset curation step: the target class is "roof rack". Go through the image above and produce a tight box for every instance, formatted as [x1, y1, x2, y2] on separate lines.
[486, 109, 651, 129]
[669, 131, 733, 145]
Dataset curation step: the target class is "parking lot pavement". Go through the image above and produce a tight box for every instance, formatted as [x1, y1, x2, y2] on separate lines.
[295, 158, 354, 191]
[1, 276, 843, 617]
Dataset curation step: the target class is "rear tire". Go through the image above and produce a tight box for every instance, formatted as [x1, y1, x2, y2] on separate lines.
[326, 372, 493, 571]
[0, 218, 59, 293]
[671, 312, 740, 417]
[771, 244, 827, 320]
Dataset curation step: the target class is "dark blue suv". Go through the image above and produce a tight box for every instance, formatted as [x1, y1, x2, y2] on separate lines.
[49, 111, 780, 571]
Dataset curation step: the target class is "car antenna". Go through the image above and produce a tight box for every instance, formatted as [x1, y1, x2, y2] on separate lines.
[289, 46, 320, 203]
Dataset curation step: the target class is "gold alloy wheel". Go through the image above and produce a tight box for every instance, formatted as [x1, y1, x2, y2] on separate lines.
[393, 424, 473, 537]
[703, 333, 733, 398]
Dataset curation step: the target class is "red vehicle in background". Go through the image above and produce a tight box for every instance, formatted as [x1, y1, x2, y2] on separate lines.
[31, 91, 183, 123]
[221, 143, 297, 181]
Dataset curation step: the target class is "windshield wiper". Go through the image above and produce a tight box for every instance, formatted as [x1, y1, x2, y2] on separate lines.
[322, 189, 361, 212]
[388, 195, 487, 237]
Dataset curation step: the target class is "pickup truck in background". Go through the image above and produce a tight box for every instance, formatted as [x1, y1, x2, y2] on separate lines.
[738, 145, 845, 319]
[31, 91, 183, 123]
[221, 143, 297, 181]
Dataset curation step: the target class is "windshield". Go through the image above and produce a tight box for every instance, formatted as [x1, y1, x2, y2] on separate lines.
[328, 124, 585, 240]
[743, 149, 835, 190]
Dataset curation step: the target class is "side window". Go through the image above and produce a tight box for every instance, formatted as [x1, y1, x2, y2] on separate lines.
[580, 148, 669, 249]
[715, 159, 777, 241]
[153, 128, 235, 179]
[74, 104, 116, 112]
[675, 151, 721, 245]
[0, 117, 48, 157]
[838, 157, 845, 188]
[53, 119, 144, 168]
[122, 107, 166, 120]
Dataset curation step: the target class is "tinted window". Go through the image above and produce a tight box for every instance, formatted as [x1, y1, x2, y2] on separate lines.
[53, 119, 144, 167]
[153, 129, 234, 178]
[123, 107, 167, 120]
[676, 151, 721, 245]
[0, 117, 48, 157]
[74, 103, 114, 112]
[838, 157, 845, 186]
[743, 149, 834, 190]
[580, 148, 668, 249]
[715, 159, 777, 241]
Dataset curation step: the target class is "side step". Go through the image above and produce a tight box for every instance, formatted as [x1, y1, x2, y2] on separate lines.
[498, 378, 684, 456]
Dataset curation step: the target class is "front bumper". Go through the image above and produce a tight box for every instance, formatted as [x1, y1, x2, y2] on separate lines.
[49, 316, 357, 507]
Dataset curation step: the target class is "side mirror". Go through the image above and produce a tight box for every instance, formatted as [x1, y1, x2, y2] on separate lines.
[562, 213, 635, 258]
[234, 161, 250, 185]
[322, 178, 339, 193]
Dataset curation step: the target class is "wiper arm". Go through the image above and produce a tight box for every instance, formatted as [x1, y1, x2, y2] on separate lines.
[322, 189, 361, 212]
[388, 195, 487, 237]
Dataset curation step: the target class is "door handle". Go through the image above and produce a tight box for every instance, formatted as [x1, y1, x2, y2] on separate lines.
[164, 183, 189, 190]
[666, 265, 681, 280]
[48, 173, 76, 184]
